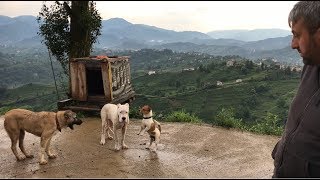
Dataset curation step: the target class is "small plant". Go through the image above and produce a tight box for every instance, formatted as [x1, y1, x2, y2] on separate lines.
[129, 106, 141, 119]
[213, 108, 244, 129]
[0, 106, 13, 115]
[0, 105, 35, 115]
[249, 112, 284, 136]
[165, 110, 202, 124]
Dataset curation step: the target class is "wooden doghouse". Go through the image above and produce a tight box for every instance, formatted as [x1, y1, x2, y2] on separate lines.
[58, 55, 135, 112]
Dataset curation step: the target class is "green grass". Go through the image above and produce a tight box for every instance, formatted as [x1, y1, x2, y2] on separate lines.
[0, 83, 67, 115]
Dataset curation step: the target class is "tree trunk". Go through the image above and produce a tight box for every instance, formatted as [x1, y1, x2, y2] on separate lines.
[69, 1, 90, 97]
[70, 1, 90, 58]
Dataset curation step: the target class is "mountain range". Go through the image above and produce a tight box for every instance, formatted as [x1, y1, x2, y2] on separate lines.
[0, 15, 300, 64]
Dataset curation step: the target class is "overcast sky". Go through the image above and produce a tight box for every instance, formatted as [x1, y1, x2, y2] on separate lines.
[0, 1, 298, 33]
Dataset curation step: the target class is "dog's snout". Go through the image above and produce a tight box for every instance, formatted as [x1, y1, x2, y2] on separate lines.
[75, 118, 83, 125]
[122, 117, 126, 121]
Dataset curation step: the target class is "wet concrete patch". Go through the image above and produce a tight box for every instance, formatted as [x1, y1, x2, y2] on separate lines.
[0, 116, 280, 178]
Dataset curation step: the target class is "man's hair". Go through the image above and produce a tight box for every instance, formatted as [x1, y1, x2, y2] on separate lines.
[288, 1, 320, 34]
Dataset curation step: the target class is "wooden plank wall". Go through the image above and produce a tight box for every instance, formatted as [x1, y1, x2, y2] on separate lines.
[101, 62, 112, 102]
[70, 62, 87, 101]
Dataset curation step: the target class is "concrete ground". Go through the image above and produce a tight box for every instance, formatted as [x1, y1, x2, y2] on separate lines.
[0, 116, 280, 178]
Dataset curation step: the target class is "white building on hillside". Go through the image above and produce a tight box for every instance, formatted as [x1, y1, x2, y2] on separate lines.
[148, 71, 156, 75]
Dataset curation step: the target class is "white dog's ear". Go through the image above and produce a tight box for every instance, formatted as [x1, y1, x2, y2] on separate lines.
[117, 103, 121, 107]
[125, 103, 129, 107]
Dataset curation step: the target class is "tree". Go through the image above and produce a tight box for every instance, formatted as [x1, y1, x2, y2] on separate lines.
[37, 1, 102, 75]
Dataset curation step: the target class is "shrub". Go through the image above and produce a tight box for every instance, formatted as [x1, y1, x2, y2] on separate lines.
[0, 106, 12, 115]
[129, 106, 141, 119]
[0, 105, 34, 115]
[249, 112, 284, 136]
[213, 108, 244, 129]
[165, 110, 202, 124]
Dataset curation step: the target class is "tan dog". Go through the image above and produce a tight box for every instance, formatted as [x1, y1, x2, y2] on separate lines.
[3, 108, 82, 165]
[100, 103, 130, 151]
[137, 105, 161, 152]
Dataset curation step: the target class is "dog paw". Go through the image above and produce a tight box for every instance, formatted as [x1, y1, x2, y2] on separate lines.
[114, 147, 120, 151]
[39, 160, 48, 165]
[100, 140, 105, 145]
[107, 136, 113, 140]
[48, 154, 57, 159]
[150, 148, 157, 152]
[122, 144, 128, 149]
[16, 156, 25, 161]
[26, 154, 34, 158]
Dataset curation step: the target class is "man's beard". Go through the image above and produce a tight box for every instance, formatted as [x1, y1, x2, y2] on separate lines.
[303, 57, 313, 65]
[302, 38, 319, 65]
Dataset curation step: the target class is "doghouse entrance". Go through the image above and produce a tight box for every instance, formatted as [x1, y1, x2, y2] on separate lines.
[86, 68, 104, 96]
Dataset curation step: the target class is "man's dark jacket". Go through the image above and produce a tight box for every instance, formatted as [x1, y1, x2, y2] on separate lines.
[272, 65, 320, 177]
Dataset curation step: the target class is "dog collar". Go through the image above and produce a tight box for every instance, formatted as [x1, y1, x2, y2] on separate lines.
[55, 113, 61, 132]
[143, 116, 152, 119]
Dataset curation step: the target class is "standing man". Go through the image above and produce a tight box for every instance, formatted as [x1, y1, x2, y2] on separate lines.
[272, 1, 320, 178]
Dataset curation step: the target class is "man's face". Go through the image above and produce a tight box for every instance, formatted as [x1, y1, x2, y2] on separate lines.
[290, 18, 320, 65]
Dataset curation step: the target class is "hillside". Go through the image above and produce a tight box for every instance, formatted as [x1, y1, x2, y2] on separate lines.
[0, 55, 301, 130]
[130, 60, 300, 125]
[0, 45, 63, 88]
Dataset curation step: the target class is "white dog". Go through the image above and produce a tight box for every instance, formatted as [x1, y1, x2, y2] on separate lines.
[100, 103, 130, 151]
[137, 105, 161, 152]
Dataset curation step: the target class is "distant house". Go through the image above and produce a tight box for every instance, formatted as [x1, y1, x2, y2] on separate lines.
[148, 71, 156, 75]
[280, 65, 286, 70]
[291, 66, 302, 72]
[226, 60, 235, 67]
[254, 62, 262, 66]
[235, 79, 242, 83]
[217, 81, 223, 86]
[182, 67, 195, 71]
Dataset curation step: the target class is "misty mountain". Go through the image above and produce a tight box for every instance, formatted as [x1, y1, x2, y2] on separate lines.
[0, 15, 299, 64]
[97, 18, 212, 48]
[242, 35, 292, 51]
[151, 41, 300, 65]
[0, 15, 292, 48]
[207, 29, 291, 42]
[0, 15, 13, 25]
[0, 15, 38, 44]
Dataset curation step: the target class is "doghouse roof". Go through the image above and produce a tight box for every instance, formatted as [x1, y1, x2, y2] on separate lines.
[70, 55, 130, 63]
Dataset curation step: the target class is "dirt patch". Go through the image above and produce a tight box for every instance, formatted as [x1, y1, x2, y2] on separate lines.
[0, 116, 280, 178]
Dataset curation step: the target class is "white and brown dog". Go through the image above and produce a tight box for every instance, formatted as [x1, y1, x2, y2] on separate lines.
[137, 105, 161, 152]
[100, 103, 130, 151]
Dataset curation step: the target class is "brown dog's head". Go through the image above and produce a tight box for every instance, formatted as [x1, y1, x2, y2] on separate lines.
[139, 105, 152, 115]
[64, 110, 83, 130]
